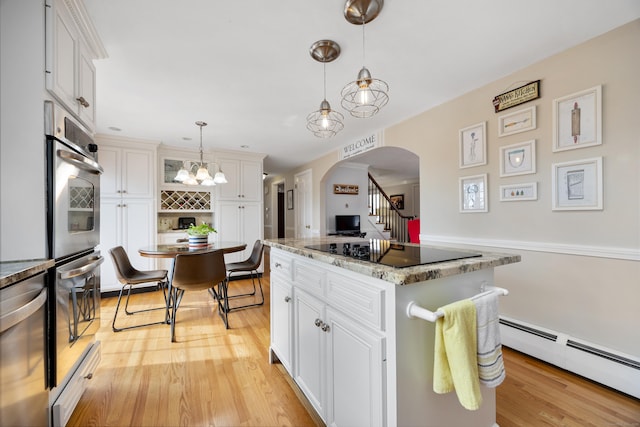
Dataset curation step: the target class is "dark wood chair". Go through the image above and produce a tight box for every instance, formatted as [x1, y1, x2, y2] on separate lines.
[168, 249, 228, 341]
[108, 246, 169, 332]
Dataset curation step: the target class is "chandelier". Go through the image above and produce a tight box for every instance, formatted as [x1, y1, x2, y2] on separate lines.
[174, 121, 226, 186]
[306, 40, 344, 138]
[340, 0, 389, 118]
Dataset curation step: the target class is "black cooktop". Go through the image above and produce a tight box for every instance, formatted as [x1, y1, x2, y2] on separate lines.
[304, 240, 481, 268]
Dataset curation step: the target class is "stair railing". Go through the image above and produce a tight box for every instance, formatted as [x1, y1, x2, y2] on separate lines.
[368, 173, 414, 242]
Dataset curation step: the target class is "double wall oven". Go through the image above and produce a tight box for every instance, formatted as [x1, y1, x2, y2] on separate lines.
[45, 100, 103, 426]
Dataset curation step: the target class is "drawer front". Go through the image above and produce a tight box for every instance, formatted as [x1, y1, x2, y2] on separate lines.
[293, 260, 326, 297]
[326, 273, 384, 331]
[271, 250, 293, 281]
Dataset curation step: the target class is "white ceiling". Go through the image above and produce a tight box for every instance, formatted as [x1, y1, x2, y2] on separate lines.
[83, 0, 640, 177]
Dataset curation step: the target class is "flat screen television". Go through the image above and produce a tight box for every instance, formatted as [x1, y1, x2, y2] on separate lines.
[335, 215, 360, 235]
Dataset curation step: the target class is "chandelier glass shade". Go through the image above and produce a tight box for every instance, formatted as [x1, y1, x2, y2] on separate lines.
[174, 121, 221, 186]
[341, 0, 389, 118]
[306, 40, 344, 138]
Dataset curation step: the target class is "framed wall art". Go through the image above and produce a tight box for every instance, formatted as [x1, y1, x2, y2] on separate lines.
[287, 189, 294, 210]
[499, 139, 536, 177]
[499, 182, 538, 202]
[459, 174, 488, 213]
[552, 85, 602, 152]
[390, 194, 404, 209]
[551, 157, 603, 211]
[459, 122, 487, 169]
[498, 106, 536, 137]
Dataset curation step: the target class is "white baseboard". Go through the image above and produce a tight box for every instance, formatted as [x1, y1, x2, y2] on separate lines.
[500, 316, 640, 399]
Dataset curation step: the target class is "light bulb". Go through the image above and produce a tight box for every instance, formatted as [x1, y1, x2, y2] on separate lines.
[321, 112, 329, 129]
[357, 83, 372, 105]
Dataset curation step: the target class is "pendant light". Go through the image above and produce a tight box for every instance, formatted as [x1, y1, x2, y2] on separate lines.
[306, 40, 344, 138]
[341, 0, 389, 118]
[174, 121, 215, 186]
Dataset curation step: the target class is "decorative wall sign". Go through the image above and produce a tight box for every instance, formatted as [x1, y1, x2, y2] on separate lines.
[552, 85, 602, 152]
[459, 174, 488, 213]
[552, 157, 603, 211]
[390, 194, 404, 209]
[339, 131, 382, 160]
[500, 140, 536, 177]
[333, 184, 359, 195]
[500, 182, 538, 201]
[498, 106, 537, 137]
[493, 80, 540, 113]
[459, 122, 487, 169]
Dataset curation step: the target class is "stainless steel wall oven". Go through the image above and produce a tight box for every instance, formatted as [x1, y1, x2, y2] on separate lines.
[45, 100, 103, 426]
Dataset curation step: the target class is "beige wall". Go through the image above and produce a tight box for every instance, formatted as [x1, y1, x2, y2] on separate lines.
[276, 20, 640, 357]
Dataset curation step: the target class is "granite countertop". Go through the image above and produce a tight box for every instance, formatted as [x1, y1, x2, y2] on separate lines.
[264, 237, 521, 286]
[0, 259, 54, 289]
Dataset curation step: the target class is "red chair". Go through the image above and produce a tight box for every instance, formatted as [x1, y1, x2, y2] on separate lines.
[408, 219, 420, 243]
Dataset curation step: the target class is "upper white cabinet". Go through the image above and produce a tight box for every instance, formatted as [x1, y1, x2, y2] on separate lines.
[216, 158, 263, 201]
[100, 145, 155, 199]
[45, 0, 106, 131]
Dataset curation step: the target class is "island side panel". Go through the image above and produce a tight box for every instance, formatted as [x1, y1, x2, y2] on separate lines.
[394, 268, 497, 427]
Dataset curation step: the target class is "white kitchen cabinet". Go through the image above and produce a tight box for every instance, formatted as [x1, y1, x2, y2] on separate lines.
[271, 250, 386, 425]
[100, 198, 155, 292]
[100, 145, 154, 199]
[216, 158, 262, 201]
[45, 0, 102, 131]
[215, 201, 262, 263]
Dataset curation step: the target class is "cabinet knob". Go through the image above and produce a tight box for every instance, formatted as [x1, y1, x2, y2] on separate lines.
[274, 262, 282, 268]
[284, 296, 291, 303]
[84, 373, 93, 380]
[321, 324, 331, 333]
[76, 96, 90, 108]
[314, 318, 323, 327]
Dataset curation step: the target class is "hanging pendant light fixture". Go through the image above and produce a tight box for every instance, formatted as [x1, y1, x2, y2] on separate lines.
[174, 121, 216, 186]
[341, 0, 389, 119]
[306, 40, 344, 138]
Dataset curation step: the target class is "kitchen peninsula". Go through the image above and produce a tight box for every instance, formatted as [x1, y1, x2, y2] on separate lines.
[265, 237, 520, 427]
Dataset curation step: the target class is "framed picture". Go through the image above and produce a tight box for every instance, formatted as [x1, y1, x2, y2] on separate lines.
[459, 122, 487, 168]
[500, 182, 538, 202]
[390, 194, 404, 209]
[500, 140, 536, 177]
[498, 106, 536, 137]
[552, 157, 603, 211]
[459, 174, 488, 213]
[287, 189, 294, 210]
[552, 85, 602, 152]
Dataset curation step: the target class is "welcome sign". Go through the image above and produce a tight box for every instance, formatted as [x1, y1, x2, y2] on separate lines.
[339, 131, 382, 160]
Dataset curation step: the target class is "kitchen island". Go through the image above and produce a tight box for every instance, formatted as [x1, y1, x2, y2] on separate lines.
[264, 237, 520, 427]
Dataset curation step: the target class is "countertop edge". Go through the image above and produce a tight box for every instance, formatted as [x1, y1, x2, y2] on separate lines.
[264, 238, 521, 286]
[0, 259, 54, 288]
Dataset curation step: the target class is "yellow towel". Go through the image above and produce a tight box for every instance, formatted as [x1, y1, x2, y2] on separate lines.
[433, 298, 482, 410]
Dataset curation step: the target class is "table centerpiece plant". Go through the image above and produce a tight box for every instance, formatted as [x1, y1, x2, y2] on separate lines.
[186, 222, 217, 248]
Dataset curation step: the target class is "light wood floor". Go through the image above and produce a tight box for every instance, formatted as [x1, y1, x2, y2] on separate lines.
[69, 275, 639, 427]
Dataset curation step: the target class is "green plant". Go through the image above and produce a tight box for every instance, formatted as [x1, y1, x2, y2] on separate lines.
[186, 222, 217, 236]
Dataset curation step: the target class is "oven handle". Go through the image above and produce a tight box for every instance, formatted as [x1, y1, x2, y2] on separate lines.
[0, 288, 47, 334]
[57, 148, 103, 175]
[59, 256, 104, 279]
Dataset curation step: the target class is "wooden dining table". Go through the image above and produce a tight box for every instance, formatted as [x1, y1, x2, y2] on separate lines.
[138, 241, 247, 258]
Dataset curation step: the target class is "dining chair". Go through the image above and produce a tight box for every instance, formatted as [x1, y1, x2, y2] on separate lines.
[109, 246, 169, 332]
[224, 240, 265, 311]
[168, 249, 229, 341]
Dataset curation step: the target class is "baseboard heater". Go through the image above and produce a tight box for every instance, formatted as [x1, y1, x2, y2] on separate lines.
[499, 316, 640, 399]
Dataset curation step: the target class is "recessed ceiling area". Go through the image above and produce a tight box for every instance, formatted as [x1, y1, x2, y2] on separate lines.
[83, 1, 640, 176]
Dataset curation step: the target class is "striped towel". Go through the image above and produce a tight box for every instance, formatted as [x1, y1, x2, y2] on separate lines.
[473, 292, 506, 387]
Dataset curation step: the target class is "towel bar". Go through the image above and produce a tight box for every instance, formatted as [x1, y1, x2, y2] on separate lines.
[406, 285, 509, 323]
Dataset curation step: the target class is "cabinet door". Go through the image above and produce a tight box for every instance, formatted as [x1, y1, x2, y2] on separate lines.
[122, 149, 153, 198]
[121, 199, 155, 273]
[270, 276, 293, 374]
[294, 289, 326, 419]
[99, 199, 122, 292]
[77, 40, 96, 129]
[239, 202, 262, 261]
[325, 308, 385, 427]
[49, 0, 77, 111]
[216, 159, 240, 200]
[216, 201, 242, 262]
[240, 160, 262, 201]
[99, 146, 121, 199]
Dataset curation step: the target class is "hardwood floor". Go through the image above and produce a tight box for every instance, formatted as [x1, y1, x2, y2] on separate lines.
[69, 274, 639, 427]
